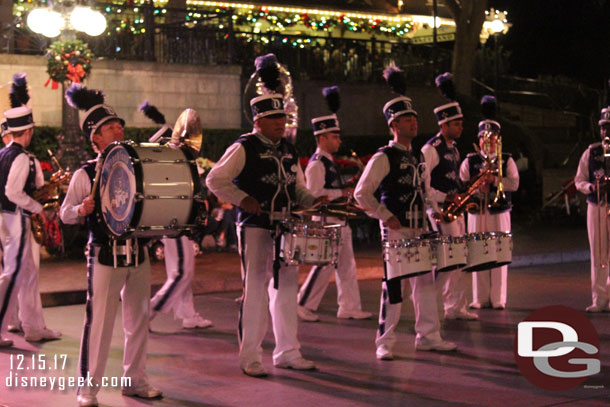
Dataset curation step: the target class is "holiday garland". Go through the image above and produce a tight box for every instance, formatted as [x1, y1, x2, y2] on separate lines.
[45, 40, 93, 89]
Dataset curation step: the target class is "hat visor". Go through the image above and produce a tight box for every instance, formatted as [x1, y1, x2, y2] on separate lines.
[91, 116, 126, 136]
[7, 122, 34, 132]
[387, 110, 418, 125]
[438, 113, 463, 125]
[254, 110, 286, 120]
[599, 119, 610, 126]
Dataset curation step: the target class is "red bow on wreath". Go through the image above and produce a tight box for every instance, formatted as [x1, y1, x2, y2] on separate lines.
[66, 64, 86, 83]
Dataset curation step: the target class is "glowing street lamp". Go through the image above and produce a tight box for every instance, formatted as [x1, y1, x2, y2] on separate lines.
[481, 8, 511, 92]
[27, 6, 107, 38]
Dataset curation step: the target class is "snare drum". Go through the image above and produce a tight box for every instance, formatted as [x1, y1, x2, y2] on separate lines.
[433, 235, 467, 273]
[382, 239, 433, 280]
[464, 232, 498, 272]
[279, 219, 341, 266]
[97, 141, 201, 238]
[494, 232, 513, 267]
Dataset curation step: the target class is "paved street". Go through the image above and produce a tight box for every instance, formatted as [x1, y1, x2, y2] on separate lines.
[1, 261, 608, 407]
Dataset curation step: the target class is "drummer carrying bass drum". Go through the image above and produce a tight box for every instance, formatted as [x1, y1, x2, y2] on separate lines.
[60, 85, 162, 407]
[355, 65, 456, 361]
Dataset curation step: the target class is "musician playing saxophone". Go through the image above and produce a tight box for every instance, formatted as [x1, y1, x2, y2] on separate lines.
[459, 106, 519, 310]
[574, 106, 610, 313]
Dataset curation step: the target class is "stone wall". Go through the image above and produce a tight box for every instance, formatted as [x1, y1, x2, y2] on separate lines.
[0, 54, 242, 129]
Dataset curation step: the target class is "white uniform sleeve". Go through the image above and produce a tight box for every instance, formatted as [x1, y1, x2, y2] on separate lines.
[5, 153, 43, 214]
[502, 157, 520, 192]
[421, 144, 447, 205]
[60, 168, 91, 225]
[205, 143, 249, 207]
[575, 148, 594, 195]
[459, 158, 471, 183]
[295, 164, 316, 207]
[305, 160, 342, 200]
[354, 152, 394, 222]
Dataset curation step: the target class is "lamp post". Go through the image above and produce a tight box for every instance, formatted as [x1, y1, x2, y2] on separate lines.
[26, 4, 106, 171]
[481, 8, 510, 95]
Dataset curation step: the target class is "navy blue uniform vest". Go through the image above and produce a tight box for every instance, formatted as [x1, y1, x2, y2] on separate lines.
[233, 134, 299, 228]
[466, 152, 513, 213]
[425, 133, 462, 198]
[375, 145, 425, 228]
[82, 161, 146, 266]
[0, 143, 37, 215]
[586, 142, 610, 204]
[309, 153, 343, 190]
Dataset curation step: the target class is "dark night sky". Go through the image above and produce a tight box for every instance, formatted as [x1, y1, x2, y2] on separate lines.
[489, 0, 610, 88]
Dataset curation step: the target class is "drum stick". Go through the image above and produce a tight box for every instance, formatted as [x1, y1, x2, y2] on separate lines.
[88, 158, 104, 201]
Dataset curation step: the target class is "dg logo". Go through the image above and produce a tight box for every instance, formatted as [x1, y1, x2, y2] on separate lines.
[485, 122, 492, 130]
[514, 305, 600, 390]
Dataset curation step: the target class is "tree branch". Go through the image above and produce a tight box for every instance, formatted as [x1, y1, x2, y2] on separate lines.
[443, 0, 461, 18]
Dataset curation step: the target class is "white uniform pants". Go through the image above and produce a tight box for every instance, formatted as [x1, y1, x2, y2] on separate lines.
[467, 211, 511, 308]
[298, 225, 363, 312]
[586, 203, 610, 308]
[0, 210, 46, 336]
[78, 246, 151, 397]
[427, 210, 468, 314]
[150, 236, 198, 320]
[376, 227, 443, 350]
[237, 226, 302, 367]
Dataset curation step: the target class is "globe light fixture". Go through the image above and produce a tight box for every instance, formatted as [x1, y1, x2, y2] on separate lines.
[27, 6, 107, 38]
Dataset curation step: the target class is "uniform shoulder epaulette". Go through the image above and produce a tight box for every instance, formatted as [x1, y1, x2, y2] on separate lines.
[432, 138, 442, 147]
[466, 152, 478, 158]
[503, 152, 512, 158]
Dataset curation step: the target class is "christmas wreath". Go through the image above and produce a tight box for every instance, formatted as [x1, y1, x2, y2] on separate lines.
[45, 40, 93, 89]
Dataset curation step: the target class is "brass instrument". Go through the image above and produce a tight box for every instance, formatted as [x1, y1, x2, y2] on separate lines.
[436, 131, 498, 223]
[343, 149, 364, 189]
[596, 136, 610, 269]
[488, 133, 510, 212]
[169, 108, 203, 153]
[31, 150, 72, 244]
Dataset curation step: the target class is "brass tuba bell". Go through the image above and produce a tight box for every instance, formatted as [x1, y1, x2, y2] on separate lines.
[170, 108, 203, 153]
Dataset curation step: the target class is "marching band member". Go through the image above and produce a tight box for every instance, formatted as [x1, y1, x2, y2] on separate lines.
[355, 65, 456, 360]
[459, 96, 519, 310]
[139, 101, 212, 330]
[0, 73, 61, 347]
[206, 54, 323, 377]
[297, 86, 371, 322]
[575, 106, 610, 312]
[61, 85, 162, 407]
[422, 72, 478, 321]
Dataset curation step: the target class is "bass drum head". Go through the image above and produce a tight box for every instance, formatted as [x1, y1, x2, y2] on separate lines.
[99, 143, 138, 236]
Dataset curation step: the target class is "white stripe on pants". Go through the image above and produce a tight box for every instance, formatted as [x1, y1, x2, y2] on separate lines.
[150, 236, 198, 320]
[427, 210, 468, 314]
[78, 247, 151, 397]
[0, 210, 45, 336]
[467, 211, 510, 307]
[586, 203, 610, 308]
[375, 227, 443, 350]
[237, 226, 302, 367]
[297, 224, 363, 312]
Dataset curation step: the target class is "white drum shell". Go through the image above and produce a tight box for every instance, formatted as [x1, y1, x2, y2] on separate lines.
[495, 232, 513, 267]
[134, 146, 195, 234]
[464, 233, 498, 272]
[383, 239, 433, 280]
[280, 221, 340, 266]
[434, 236, 467, 273]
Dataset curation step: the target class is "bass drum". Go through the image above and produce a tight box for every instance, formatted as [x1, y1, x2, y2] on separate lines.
[96, 141, 201, 238]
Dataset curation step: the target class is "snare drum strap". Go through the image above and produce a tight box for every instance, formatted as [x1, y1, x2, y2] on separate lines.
[272, 233, 282, 289]
[382, 263, 404, 304]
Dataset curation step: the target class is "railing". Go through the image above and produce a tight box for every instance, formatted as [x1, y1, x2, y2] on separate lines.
[6, 5, 450, 84]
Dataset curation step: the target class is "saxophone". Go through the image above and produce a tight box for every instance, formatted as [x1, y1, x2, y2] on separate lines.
[31, 150, 72, 244]
[436, 131, 498, 223]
